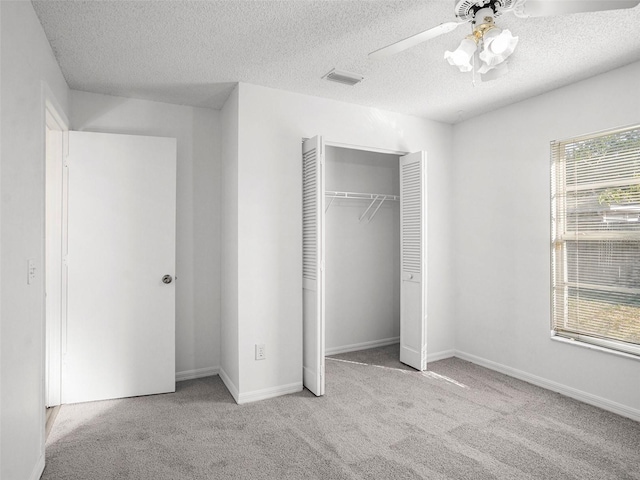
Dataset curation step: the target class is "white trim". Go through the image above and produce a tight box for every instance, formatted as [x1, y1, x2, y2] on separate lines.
[551, 334, 640, 360]
[44, 113, 65, 409]
[41, 82, 69, 131]
[218, 367, 239, 403]
[325, 337, 400, 356]
[41, 82, 69, 473]
[29, 453, 45, 480]
[428, 349, 455, 363]
[454, 350, 640, 422]
[325, 140, 407, 156]
[237, 381, 303, 405]
[552, 122, 640, 144]
[176, 366, 220, 382]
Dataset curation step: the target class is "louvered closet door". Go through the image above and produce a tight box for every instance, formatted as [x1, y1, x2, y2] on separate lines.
[302, 136, 325, 396]
[400, 152, 427, 371]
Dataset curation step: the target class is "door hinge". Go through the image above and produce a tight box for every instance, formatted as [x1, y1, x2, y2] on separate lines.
[320, 365, 324, 379]
[320, 260, 325, 272]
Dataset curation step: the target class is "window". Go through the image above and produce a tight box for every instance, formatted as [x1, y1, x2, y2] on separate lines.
[551, 125, 640, 357]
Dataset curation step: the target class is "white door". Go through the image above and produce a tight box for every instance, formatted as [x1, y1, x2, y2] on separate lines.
[399, 152, 427, 371]
[302, 136, 325, 396]
[63, 131, 177, 404]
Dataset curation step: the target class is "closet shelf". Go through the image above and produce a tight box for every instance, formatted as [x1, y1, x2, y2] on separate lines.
[325, 190, 399, 222]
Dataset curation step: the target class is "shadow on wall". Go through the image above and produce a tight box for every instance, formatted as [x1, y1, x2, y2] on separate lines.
[71, 82, 236, 129]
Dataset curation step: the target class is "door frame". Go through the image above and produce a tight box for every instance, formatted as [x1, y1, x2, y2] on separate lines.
[325, 140, 407, 158]
[304, 138, 409, 394]
[43, 82, 69, 412]
[38, 81, 69, 457]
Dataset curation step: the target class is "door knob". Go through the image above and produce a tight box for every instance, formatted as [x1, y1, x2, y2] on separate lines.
[162, 275, 173, 284]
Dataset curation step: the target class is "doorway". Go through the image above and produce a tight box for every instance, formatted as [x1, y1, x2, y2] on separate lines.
[302, 137, 428, 396]
[324, 146, 402, 357]
[44, 93, 68, 437]
[43, 104, 178, 424]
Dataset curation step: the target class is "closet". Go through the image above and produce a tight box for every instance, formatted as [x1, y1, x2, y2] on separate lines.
[324, 146, 401, 356]
[302, 136, 428, 396]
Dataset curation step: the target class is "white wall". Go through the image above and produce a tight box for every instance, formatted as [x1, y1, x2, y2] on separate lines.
[325, 147, 400, 353]
[234, 83, 455, 400]
[0, 2, 69, 479]
[70, 90, 221, 379]
[452, 61, 640, 417]
[220, 86, 240, 396]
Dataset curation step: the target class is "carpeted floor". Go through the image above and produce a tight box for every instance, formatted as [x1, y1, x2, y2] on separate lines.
[44, 345, 640, 479]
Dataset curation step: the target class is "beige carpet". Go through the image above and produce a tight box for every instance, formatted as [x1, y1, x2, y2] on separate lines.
[43, 345, 640, 479]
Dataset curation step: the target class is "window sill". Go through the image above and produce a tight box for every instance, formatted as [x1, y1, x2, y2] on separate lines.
[550, 335, 640, 361]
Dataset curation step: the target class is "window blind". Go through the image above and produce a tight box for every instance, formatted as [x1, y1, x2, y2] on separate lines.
[551, 125, 640, 356]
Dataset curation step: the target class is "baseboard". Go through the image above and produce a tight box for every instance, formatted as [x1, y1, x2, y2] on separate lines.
[237, 381, 302, 405]
[454, 350, 640, 422]
[30, 453, 45, 480]
[176, 366, 220, 382]
[325, 337, 400, 356]
[428, 349, 456, 362]
[218, 367, 239, 404]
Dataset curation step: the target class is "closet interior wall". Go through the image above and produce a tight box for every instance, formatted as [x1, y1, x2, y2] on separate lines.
[325, 146, 401, 354]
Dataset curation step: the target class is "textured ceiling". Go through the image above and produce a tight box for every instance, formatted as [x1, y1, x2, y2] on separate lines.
[32, 0, 640, 123]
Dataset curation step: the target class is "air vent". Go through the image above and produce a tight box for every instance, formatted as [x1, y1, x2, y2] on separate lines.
[322, 69, 364, 86]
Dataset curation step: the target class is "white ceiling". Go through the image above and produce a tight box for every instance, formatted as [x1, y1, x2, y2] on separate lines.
[32, 0, 640, 124]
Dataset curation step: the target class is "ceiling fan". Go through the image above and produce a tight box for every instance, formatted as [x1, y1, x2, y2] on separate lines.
[369, 0, 640, 81]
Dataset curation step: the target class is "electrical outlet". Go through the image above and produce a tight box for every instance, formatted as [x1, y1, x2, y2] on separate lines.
[27, 259, 36, 285]
[255, 344, 266, 360]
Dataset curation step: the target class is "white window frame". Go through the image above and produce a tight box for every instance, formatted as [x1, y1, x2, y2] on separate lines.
[551, 124, 640, 358]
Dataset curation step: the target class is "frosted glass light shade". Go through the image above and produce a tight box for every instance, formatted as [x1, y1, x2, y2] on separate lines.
[490, 31, 512, 54]
[479, 29, 518, 68]
[444, 38, 477, 72]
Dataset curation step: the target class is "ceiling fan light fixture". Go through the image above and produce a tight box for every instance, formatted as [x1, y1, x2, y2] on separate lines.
[489, 28, 515, 54]
[476, 57, 495, 75]
[444, 37, 478, 72]
[370, 0, 640, 85]
[479, 28, 518, 66]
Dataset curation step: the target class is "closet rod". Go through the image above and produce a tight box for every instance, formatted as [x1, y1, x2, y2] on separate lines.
[324, 191, 399, 222]
[325, 191, 400, 202]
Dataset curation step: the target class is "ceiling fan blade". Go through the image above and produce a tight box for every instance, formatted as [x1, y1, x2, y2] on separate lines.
[519, 0, 640, 17]
[369, 21, 468, 59]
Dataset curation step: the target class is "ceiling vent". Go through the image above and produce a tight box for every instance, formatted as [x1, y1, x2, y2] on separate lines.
[322, 69, 364, 86]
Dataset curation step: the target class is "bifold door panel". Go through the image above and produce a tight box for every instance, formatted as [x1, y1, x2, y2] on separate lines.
[302, 136, 326, 396]
[400, 152, 427, 371]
